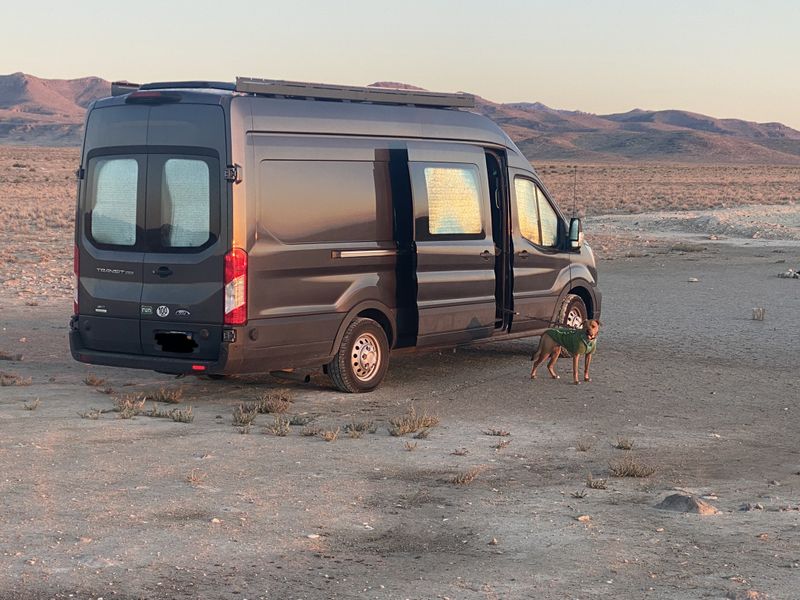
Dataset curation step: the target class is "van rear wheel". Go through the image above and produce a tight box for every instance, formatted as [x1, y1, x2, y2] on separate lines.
[327, 318, 389, 393]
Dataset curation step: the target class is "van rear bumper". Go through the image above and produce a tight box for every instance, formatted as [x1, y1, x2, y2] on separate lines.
[69, 316, 231, 374]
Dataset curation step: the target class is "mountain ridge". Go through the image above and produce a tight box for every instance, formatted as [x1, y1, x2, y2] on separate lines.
[2, 73, 799, 164]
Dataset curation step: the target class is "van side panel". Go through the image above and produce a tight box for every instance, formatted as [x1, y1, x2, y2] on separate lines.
[239, 134, 398, 370]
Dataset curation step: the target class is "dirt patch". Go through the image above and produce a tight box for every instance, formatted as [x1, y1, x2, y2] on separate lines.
[1, 149, 799, 597]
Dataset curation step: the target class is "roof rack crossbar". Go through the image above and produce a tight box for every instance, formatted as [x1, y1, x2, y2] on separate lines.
[235, 77, 475, 109]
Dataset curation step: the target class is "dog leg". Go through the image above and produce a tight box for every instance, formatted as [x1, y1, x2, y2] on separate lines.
[584, 353, 592, 382]
[547, 347, 561, 379]
[572, 355, 580, 384]
[531, 351, 550, 379]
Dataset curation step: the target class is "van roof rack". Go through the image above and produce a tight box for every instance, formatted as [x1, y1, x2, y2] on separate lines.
[111, 81, 237, 96]
[140, 81, 236, 91]
[235, 77, 475, 109]
[111, 81, 141, 96]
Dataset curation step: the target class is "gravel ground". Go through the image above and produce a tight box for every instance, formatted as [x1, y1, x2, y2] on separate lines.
[1, 242, 798, 600]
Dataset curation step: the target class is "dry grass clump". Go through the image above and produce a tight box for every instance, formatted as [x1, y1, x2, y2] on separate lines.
[609, 454, 656, 478]
[452, 466, 485, 486]
[575, 438, 592, 452]
[23, 398, 40, 411]
[288, 415, 313, 426]
[451, 448, 469, 456]
[301, 425, 322, 437]
[571, 489, 588, 499]
[670, 242, 707, 253]
[493, 439, 511, 451]
[256, 389, 291, 414]
[114, 393, 146, 418]
[320, 428, 340, 442]
[345, 420, 376, 435]
[186, 469, 207, 485]
[96, 386, 114, 395]
[404, 441, 418, 452]
[586, 474, 608, 489]
[0, 351, 23, 362]
[232, 402, 258, 426]
[83, 373, 105, 387]
[169, 407, 194, 423]
[1, 372, 32, 386]
[483, 428, 511, 437]
[147, 386, 183, 404]
[78, 408, 103, 420]
[388, 405, 439, 436]
[264, 416, 291, 436]
[147, 405, 172, 419]
[613, 437, 635, 450]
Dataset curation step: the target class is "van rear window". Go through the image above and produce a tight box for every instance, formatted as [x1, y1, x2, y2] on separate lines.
[161, 159, 211, 248]
[90, 158, 138, 246]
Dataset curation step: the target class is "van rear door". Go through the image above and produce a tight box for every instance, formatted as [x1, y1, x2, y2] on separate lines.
[77, 152, 146, 355]
[139, 152, 224, 360]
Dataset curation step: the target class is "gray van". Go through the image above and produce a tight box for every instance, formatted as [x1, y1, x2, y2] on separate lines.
[70, 77, 601, 392]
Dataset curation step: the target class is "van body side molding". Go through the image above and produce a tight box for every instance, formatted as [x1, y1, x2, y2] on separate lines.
[331, 249, 399, 259]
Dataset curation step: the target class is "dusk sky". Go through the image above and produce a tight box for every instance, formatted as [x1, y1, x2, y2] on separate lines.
[2, 0, 799, 129]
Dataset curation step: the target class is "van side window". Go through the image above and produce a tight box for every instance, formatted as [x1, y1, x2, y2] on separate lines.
[514, 178, 541, 245]
[424, 166, 482, 235]
[259, 160, 392, 244]
[90, 158, 138, 246]
[514, 177, 560, 248]
[538, 190, 559, 247]
[161, 159, 211, 248]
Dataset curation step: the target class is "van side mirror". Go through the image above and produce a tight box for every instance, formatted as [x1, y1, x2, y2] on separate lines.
[568, 217, 584, 250]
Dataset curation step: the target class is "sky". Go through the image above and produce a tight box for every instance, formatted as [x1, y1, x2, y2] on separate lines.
[2, 0, 799, 129]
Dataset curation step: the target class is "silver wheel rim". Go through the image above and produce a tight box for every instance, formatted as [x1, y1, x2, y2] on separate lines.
[352, 333, 380, 382]
[565, 307, 584, 329]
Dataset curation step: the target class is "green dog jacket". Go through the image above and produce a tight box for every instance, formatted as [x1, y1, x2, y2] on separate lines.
[545, 327, 596, 355]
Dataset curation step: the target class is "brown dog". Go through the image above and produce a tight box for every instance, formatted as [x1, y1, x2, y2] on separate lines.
[530, 319, 600, 384]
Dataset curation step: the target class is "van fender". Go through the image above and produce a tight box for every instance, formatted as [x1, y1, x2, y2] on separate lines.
[551, 276, 599, 322]
[327, 301, 397, 361]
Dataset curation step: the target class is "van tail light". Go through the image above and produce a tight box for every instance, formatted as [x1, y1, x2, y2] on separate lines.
[73, 244, 79, 315]
[224, 248, 248, 326]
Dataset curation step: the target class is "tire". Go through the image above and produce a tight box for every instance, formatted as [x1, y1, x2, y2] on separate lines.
[327, 317, 390, 393]
[557, 293, 588, 329]
[555, 294, 588, 358]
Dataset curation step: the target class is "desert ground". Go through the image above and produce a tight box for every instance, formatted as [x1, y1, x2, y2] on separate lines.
[1, 147, 799, 599]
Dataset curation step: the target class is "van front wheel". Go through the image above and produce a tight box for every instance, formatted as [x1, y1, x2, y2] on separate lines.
[327, 318, 389, 393]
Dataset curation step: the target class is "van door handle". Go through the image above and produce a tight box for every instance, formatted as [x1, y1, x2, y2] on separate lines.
[480, 250, 492, 260]
[153, 266, 173, 278]
[517, 250, 530, 259]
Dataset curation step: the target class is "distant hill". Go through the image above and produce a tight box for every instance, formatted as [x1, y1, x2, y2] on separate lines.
[2, 73, 800, 164]
[0, 72, 109, 145]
